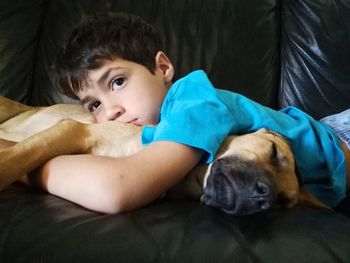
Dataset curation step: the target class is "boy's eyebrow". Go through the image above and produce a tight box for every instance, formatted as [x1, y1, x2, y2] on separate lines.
[80, 96, 94, 105]
[80, 67, 123, 105]
[97, 68, 114, 86]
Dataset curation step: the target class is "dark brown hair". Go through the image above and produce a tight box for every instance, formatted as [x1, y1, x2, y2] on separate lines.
[51, 12, 164, 99]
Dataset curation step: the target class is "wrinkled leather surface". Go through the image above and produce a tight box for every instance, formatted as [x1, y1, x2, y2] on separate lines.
[0, 0, 48, 104]
[279, 0, 350, 119]
[1, 0, 280, 108]
[1, 0, 350, 262]
[1, 184, 350, 262]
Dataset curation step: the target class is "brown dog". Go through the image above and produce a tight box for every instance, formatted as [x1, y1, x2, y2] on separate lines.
[0, 96, 335, 215]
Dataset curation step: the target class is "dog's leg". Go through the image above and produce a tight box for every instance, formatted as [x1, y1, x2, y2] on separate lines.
[0, 96, 34, 123]
[0, 120, 90, 190]
[0, 119, 142, 191]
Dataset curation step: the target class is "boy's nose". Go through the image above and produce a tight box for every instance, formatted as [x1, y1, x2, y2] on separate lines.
[105, 105, 125, 121]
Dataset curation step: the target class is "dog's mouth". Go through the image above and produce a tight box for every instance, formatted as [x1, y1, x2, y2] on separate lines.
[201, 157, 278, 216]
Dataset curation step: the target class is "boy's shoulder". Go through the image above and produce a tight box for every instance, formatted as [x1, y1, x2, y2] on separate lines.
[175, 70, 210, 86]
[167, 70, 218, 101]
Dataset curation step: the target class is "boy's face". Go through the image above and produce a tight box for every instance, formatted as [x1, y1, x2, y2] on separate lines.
[76, 52, 174, 125]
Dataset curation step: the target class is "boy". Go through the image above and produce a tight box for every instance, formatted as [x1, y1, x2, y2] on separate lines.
[7, 12, 349, 213]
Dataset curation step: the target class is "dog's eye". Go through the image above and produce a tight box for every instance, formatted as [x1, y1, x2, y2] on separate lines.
[270, 142, 279, 162]
[270, 142, 288, 166]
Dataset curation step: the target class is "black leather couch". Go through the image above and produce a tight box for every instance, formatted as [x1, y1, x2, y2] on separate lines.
[1, 0, 350, 262]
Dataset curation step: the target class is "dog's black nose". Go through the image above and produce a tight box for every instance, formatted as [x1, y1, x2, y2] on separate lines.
[253, 178, 274, 210]
[202, 157, 277, 215]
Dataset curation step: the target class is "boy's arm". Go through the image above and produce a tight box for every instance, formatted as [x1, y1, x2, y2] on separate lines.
[30, 141, 203, 214]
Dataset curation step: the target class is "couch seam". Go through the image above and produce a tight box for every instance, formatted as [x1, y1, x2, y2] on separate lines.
[278, 0, 285, 110]
[28, 0, 50, 106]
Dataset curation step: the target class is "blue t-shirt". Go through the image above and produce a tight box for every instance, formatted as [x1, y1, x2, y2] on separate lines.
[142, 70, 346, 207]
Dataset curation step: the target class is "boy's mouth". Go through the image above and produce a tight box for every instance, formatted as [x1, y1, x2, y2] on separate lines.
[127, 118, 140, 126]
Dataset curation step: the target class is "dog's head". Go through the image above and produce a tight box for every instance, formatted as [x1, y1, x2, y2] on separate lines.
[201, 128, 318, 215]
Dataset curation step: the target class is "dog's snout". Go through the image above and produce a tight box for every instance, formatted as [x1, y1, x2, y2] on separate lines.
[210, 158, 225, 173]
[254, 179, 274, 211]
[202, 157, 278, 215]
[256, 180, 269, 195]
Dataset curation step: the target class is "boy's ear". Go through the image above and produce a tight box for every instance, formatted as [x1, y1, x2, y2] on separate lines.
[155, 51, 174, 83]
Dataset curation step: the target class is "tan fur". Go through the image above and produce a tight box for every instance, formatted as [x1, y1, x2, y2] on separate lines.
[342, 142, 350, 189]
[0, 96, 331, 209]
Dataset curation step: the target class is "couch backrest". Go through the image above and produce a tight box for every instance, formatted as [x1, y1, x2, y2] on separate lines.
[0, 0, 280, 108]
[0, 0, 349, 119]
[0, 0, 48, 104]
[280, 0, 350, 119]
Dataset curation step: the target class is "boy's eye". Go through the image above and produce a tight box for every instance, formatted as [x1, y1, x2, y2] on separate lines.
[88, 101, 101, 112]
[111, 76, 125, 91]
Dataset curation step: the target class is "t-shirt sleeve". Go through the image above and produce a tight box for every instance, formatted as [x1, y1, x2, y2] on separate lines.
[141, 71, 233, 164]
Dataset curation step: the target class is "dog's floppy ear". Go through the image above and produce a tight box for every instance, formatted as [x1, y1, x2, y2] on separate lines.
[294, 164, 330, 209]
[297, 187, 330, 209]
